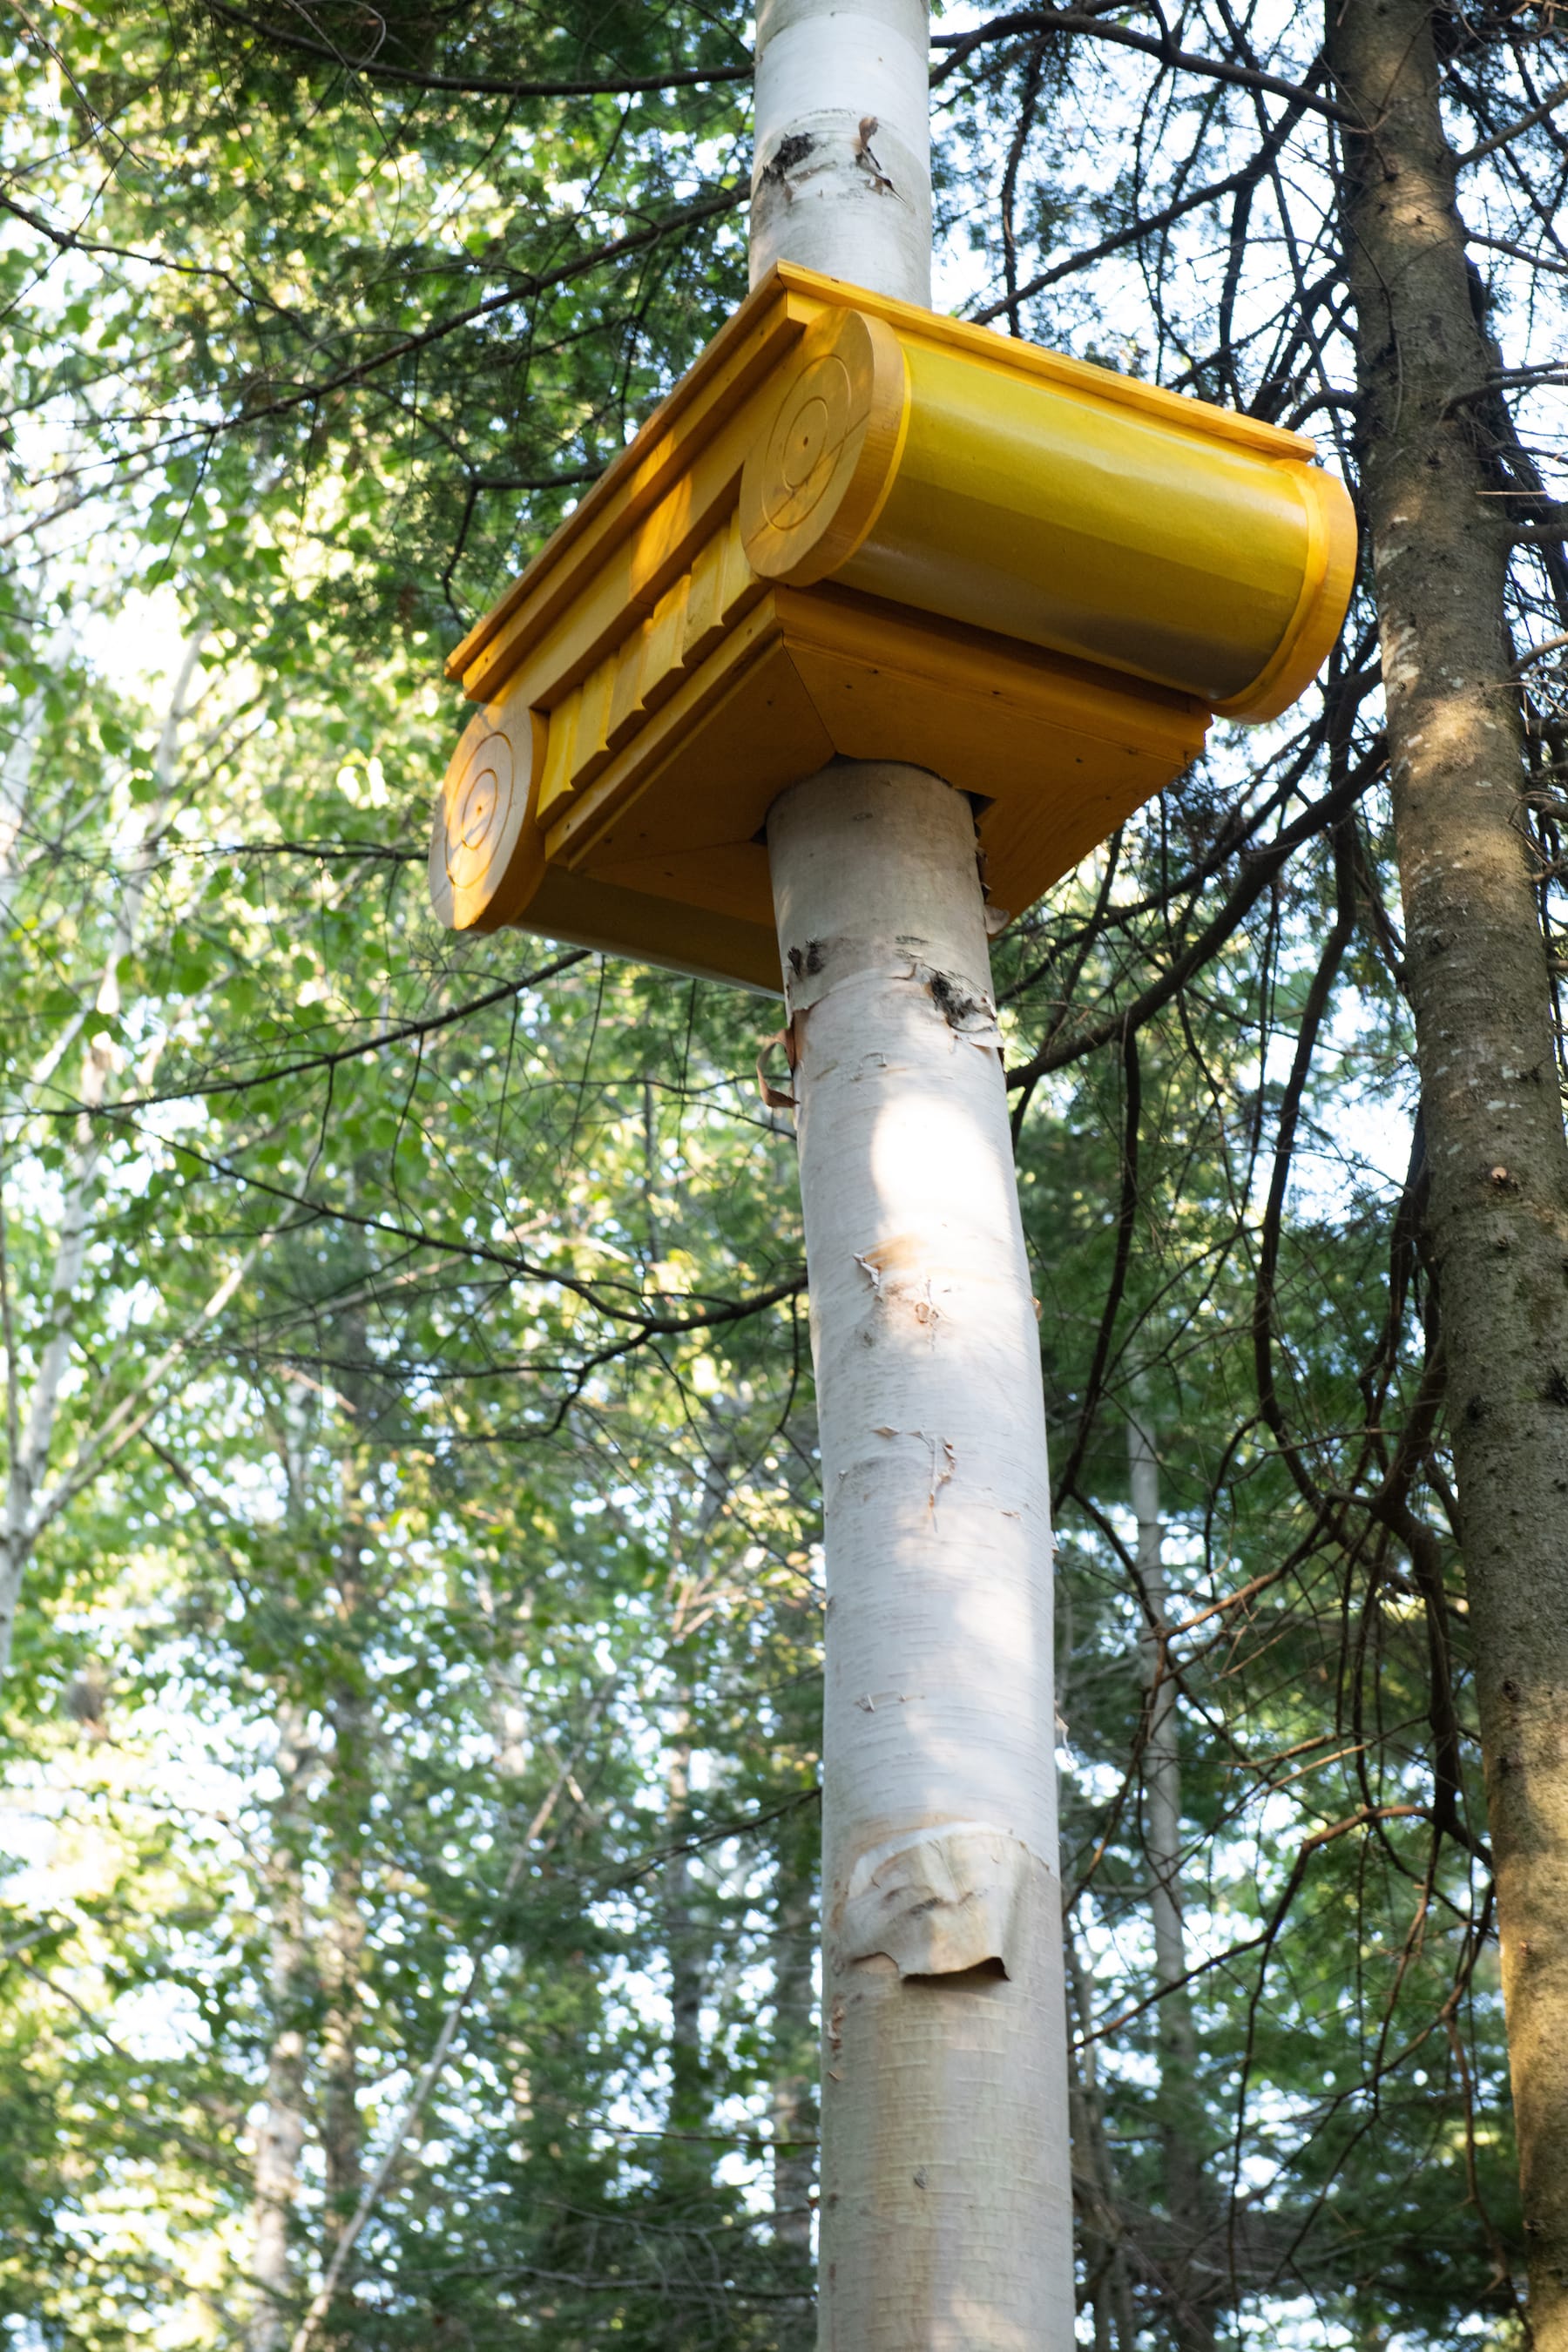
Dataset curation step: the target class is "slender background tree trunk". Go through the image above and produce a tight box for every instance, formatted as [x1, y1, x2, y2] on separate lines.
[478, 1575, 537, 2136]
[660, 1720, 710, 2196]
[250, 1701, 312, 2352]
[319, 1373, 371, 2308]
[0, 636, 204, 1676]
[1065, 1925, 1134, 2352]
[770, 1859, 817, 2257]
[1328, 5, 1568, 2337]
[1129, 1416, 1214, 2351]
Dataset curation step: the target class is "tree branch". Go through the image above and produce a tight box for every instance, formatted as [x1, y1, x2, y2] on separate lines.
[200, 0, 753, 99]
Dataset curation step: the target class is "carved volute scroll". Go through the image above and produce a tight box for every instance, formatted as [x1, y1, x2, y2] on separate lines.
[428, 705, 544, 932]
[739, 306, 909, 585]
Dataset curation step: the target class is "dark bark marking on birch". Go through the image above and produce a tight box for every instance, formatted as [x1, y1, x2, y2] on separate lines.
[760, 131, 816, 184]
[927, 969, 985, 1026]
[1329, 2, 1568, 2337]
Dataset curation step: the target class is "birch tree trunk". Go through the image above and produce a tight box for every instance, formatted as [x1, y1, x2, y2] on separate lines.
[477, 1582, 536, 2139]
[320, 1761, 367, 2245]
[660, 1721, 709, 2195]
[659, 1437, 733, 2200]
[0, 676, 46, 889]
[1128, 1416, 1213, 2352]
[1064, 1926, 1133, 2352]
[0, 634, 206, 1678]
[770, 1858, 817, 2255]
[768, 1508, 822, 2323]
[768, 768, 1073, 2348]
[311, 1329, 373, 2322]
[1328, 7, 1568, 2337]
[750, 0, 930, 308]
[249, 1702, 312, 2352]
[321, 1465, 370, 2273]
[754, 0, 1072, 2328]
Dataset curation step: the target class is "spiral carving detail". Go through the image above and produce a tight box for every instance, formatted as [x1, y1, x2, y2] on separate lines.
[443, 730, 514, 895]
[430, 713, 543, 932]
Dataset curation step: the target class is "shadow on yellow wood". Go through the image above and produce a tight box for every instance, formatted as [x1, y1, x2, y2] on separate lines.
[430, 263, 1356, 993]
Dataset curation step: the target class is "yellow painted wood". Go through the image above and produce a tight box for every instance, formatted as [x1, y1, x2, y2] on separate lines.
[429, 262, 1356, 989]
[556, 626, 841, 868]
[739, 303, 1354, 720]
[591, 840, 776, 930]
[524, 864, 782, 992]
[773, 588, 1206, 909]
[543, 589, 792, 866]
[429, 684, 545, 934]
[740, 307, 911, 585]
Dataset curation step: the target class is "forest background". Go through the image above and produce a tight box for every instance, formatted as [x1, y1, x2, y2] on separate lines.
[1, 0, 1565, 2346]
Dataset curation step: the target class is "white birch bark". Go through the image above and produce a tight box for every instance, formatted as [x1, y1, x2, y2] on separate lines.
[0, 683, 45, 887]
[0, 635, 207, 1677]
[756, 23, 1073, 2338]
[249, 1702, 312, 2352]
[770, 1862, 817, 2250]
[1129, 1414, 1214, 2349]
[659, 1443, 732, 2180]
[751, 0, 931, 308]
[475, 1575, 538, 2138]
[768, 767, 1074, 2349]
[1065, 1923, 1134, 2352]
[477, 1572, 531, 1798]
[1129, 1417, 1193, 2042]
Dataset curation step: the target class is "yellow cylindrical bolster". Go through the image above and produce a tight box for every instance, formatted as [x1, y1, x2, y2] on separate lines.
[740, 307, 1355, 723]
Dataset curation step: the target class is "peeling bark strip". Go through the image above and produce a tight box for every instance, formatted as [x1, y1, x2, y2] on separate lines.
[841, 1821, 1032, 1978]
[1329, 5, 1568, 2335]
[769, 765, 1073, 2350]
